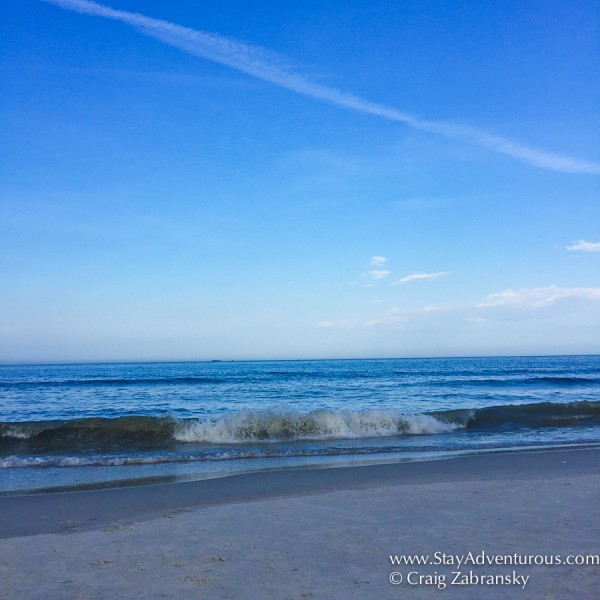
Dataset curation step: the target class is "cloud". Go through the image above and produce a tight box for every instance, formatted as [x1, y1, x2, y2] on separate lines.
[369, 286, 600, 326]
[477, 286, 600, 309]
[368, 270, 391, 280]
[43, 0, 600, 174]
[320, 285, 600, 330]
[370, 256, 387, 266]
[391, 271, 450, 285]
[566, 240, 600, 253]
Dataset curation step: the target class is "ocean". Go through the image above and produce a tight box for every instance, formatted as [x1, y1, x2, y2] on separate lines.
[2, 355, 600, 493]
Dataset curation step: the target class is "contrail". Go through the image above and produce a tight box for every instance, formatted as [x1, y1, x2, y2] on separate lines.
[42, 0, 600, 174]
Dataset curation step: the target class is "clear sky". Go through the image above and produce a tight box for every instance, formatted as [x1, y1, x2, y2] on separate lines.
[1, 0, 599, 362]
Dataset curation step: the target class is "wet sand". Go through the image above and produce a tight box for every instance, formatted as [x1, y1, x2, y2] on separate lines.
[1, 448, 599, 598]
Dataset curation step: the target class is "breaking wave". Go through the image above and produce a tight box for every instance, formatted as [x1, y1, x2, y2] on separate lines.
[174, 410, 455, 443]
[1, 400, 600, 456]
[0, 410, 455, 452]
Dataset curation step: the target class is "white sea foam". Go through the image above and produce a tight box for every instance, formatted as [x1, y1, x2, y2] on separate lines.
[174, 409, 458, 443]
[0, 454, 199, 469]
[2, 427, 32, 440]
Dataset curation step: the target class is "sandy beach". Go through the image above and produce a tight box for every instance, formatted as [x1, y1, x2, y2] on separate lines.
[1, 448, 599, 599]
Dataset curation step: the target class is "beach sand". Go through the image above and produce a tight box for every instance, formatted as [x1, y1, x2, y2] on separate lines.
[1, 448, 599, 599]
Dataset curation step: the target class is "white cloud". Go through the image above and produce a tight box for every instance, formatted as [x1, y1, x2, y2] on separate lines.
[477, 286, 600, 309]
[368, 270, 391, 280]
[370, 256, 387, 266]
[44, 0, 600, 174]
[320, 285, 600, 331]
[391, 271, 450, 285]
[566, 240, 600, 253]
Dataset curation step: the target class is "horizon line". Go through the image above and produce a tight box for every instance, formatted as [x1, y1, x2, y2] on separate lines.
[2, 352, 599, 368]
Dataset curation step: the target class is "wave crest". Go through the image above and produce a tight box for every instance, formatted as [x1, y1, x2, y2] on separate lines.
[2, 400, 600, 457]
[174, 410, 456, 443]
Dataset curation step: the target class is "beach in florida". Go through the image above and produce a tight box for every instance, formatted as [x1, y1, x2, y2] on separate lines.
[3, 0, 600, 598]
[2, 356, 600, 598]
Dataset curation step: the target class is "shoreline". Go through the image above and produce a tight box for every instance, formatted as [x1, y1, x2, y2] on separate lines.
[2, 441, 597, 497]
[1, 446, 599, 598]
[1, 446, 598, 538]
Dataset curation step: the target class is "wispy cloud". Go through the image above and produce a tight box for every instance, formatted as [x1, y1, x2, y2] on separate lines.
[566, 240, 600, 253]
[477, 286, 600, 309]
[391, 271, 450, 285]
[370, 256, 387, 266]
[43, 0, 600, 174]
[369, 270, 391, 280]
[319, 285, 600, 330]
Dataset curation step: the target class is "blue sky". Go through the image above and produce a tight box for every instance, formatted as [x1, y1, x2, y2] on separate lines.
[1, 0, 599, 362]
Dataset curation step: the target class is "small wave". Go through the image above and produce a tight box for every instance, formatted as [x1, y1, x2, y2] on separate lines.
[0, 454, 197, 469]
[3, 373, 596, 391]
[264, 370, 325, 377]
[263, 371, 379, 380]
[420, 375, 600, 388]
[393, 368, 586, 377]
[0, 443, 449, 469]
[523, 376, 600, 385]
[432, 400, 600, 430]
[0, 416, 176, 452]
[0, 376, 227, 389]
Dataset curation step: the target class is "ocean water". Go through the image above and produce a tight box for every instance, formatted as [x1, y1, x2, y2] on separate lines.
[1, 355, 600, 493]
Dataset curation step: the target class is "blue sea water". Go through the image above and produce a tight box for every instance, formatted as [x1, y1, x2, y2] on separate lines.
[1, 355, 600, 493]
